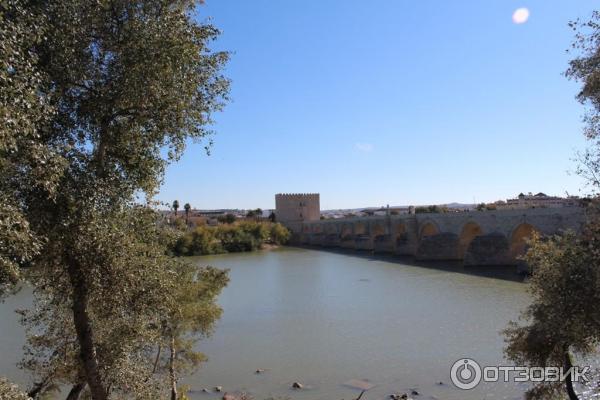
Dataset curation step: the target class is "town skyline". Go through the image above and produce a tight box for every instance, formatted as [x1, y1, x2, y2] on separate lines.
[168, 190, 582, 214]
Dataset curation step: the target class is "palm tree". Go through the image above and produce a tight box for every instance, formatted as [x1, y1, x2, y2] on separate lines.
[184, 203, 191, 225]
[255, 208, 262, 221]
[172, 200, 179, 216]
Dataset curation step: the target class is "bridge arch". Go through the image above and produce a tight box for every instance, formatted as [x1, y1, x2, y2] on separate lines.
[395, 223, 408, 245]
[325, 223, 337, 235]
[371, 222, 386, 239]
[354, 222, 367, 235]
[341, 223, 353, 239]
[459, 222, 483, 257]
[419, 221, 440, 239]
[510, 223, 537, 258]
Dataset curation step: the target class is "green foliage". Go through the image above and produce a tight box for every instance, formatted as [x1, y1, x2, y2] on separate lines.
[174, 226, 220, 255]
[0, 0, 65, 296]
[173, 222, 290, 255]
[414, 205, 448, 214]
[504, 222, 600, 399]
[217, 213, 237, 224]
[270, 223, 291, 245]
[0, 377, 31, 400]
[219, 225, 261, 252]
[156, 263, 229, 400]
[170, 216, 189, 231]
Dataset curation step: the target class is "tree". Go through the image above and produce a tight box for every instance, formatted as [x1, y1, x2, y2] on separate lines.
[270, 223, 291, 245]
[173, 200, 180, 217]
[255, 208, 263, 220]
[246, 210, 256, 219]
[2, 0, 229, 398]
[156, 265, 229, 400]
[504, 227, 600, 400]
[268, 211, 276, 222]
[217, 213, 236, 224]
[184, 203, 191, 225]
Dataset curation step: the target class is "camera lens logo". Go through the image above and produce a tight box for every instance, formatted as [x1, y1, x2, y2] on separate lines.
[450, 358, 482, 390]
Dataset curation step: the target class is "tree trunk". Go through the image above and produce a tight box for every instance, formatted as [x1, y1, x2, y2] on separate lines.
[169, 335, 177, 400]
[152, 343, 162, 374]
[564, 348, 580, 400]
[67, 257, 108, 400]
[66, 382, 87, 400]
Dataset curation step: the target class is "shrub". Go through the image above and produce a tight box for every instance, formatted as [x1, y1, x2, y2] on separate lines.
[270, 223, 291, 244]
[172, 221, 290, 255]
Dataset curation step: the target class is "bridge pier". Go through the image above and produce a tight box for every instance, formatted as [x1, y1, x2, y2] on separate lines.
[415, 233, 461, 261]
[463, 233, 512, 266]
[373, 234, 395, 253]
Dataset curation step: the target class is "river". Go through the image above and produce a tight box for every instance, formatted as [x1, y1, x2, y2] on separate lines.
[1, 247, 531, 399]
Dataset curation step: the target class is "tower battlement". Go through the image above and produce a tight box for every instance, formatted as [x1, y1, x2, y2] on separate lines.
[275, 193, 320, 198]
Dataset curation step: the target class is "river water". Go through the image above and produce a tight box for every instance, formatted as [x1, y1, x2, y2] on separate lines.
[0, 247, 531, 399]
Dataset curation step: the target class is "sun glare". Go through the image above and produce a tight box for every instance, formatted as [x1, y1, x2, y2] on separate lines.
[512, 7, 530, 24]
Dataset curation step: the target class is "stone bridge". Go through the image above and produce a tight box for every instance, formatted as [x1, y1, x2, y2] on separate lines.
[294, 207, 587, 265]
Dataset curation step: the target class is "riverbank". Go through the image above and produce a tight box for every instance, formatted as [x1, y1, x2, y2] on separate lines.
[172, 221, 291, 256]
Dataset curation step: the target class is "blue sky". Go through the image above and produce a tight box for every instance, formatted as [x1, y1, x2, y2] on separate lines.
[157, 0, 597, 210]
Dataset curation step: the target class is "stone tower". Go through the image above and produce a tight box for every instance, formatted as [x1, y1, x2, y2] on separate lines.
[275, 193, 320, 232]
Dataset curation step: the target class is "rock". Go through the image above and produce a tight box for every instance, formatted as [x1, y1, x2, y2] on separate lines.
[411, 389, 419, 395]
[255, 368, 265, 374]
[389, 394, 407, 400]
[201, 388, 210, 393]
[222, 394, 236, 400]
[214, 386, 223, 392]
[342, 379, 375, 390]
[291, 382, 303, 389]
[437, 381, 444, 385]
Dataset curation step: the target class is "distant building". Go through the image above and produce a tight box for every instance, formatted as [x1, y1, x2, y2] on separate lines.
[497, 192, 579, 209]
